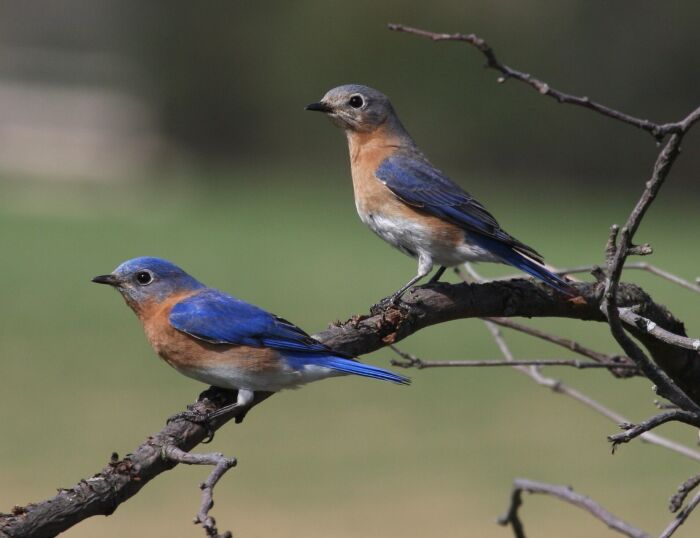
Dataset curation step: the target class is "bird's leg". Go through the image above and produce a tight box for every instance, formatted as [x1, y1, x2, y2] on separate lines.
[167, 389, 255, 442]
[372, 255, 433, 312]
[428, 265, 447, 284]
[204, 388, 255, 421]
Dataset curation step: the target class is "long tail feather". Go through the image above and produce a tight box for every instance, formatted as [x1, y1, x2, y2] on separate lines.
[318, 356, 411, 385]
[472, 235, 576, 296]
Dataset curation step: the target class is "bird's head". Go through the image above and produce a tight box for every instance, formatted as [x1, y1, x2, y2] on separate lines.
[306, 84, 397, 133]
[92, 257, 204, 312]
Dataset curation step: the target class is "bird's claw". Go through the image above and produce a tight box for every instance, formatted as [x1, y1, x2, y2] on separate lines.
[166, 410, 216, 443]
[370, 294, 401, 315]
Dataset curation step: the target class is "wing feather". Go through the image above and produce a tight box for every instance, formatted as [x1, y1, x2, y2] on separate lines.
[376, 154, 543, 262]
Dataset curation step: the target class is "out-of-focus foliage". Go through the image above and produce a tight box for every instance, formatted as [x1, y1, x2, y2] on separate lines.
[1, 1, 699, 186]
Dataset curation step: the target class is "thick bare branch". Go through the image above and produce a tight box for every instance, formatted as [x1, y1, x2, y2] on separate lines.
[4, 278, 699, 536]
[318, 279, 700, 405]
[498, 478, 649, 538]
[0, 389, 273, 538]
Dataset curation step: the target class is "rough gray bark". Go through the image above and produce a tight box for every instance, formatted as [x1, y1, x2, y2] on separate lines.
[1, 278, 697, 538]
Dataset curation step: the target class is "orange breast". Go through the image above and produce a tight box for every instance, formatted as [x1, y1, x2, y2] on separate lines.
[347, 127, 464, 245]
[140, 293, 282, 373]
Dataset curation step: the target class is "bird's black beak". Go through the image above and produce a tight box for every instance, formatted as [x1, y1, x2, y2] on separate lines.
[305, 102, 332, 113]
[92, 274, 119, 286]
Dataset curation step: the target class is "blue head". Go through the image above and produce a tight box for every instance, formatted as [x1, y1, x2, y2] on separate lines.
[92, 257, 205, 312]
[306, 84, 407, 135]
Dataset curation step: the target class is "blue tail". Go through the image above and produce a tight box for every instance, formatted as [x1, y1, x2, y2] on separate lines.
[472, 235, 576, 296]
[321, 357, 411, 384]
[285, 354, 410, 385]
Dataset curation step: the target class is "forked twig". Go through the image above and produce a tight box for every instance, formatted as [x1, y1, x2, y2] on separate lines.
[608, 410, 700, 451]
[162, 445, 237, 538]
[498, 478, 649, 538]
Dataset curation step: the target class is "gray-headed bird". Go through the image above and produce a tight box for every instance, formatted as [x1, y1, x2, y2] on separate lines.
[306, 84, 575, 301]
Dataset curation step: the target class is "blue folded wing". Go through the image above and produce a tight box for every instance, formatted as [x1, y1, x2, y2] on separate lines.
[169, 289, 410, 384]
[376, 154, 544, 262]
[169, 289, 327, 351]
[376, 153, 575, 296]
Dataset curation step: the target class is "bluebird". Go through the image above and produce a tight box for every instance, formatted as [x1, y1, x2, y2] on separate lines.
[306, 85, 575, 301]
[93, 257, 409, 418]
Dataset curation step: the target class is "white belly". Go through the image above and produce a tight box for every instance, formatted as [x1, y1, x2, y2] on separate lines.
[170, 362, 341, 392]
[357, 208, 499, 266]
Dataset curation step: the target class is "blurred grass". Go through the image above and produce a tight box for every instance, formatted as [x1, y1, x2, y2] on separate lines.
[0, 170, 699, 537]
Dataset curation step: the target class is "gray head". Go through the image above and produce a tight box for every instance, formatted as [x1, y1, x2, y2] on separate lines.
[306, 84, 401, 133]
[92, 257, 205, 311]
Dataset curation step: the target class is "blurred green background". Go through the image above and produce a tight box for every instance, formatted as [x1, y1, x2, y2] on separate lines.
[1, 2, 699, 537]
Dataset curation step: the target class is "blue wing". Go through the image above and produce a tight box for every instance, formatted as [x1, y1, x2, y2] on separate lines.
[169, 289, 328, 351]
[375, 153, 544, 262]
[169, 289, 410, 384]
[376, 153, 575, 296]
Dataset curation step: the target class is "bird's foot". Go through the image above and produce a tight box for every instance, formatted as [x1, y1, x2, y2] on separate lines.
[167, 409, 216, 443]
[370, 293, 402, 315]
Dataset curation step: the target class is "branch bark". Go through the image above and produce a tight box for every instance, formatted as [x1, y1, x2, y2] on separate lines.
[318, 280, 700, 405]
[2, 278, 697, 537]
[498, 478, 649, 538]
[387, 23, 700, 141]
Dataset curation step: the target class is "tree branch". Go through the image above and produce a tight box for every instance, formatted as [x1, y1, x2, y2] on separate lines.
[389, 349, 638, 371]
[4, 23, 699, 538]
[669, 473, 700, 513]
[498, 478, 650, 538]
[660, 490, 700, 538]
[162, 445, 237, 538]
[485, 316, 636, 372]
[600, 132, 700, 413]
[318, 280, 700, 406]
[618, 308, 700, 351]
[497, 262, 700, 295]
[387, 23, 700, 141]
[0, 389, 273, 538]
[3, 278, 698, 536]
[608, 410, 700, 451]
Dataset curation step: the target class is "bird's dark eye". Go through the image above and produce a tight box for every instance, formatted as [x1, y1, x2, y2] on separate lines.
[348, 95, 364, 108]
[135, 271, 153, 286]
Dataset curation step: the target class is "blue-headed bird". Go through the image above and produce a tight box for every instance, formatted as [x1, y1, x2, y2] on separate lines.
[93, 257, 409, 419]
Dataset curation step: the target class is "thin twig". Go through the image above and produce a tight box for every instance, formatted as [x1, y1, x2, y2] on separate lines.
[659, 490, 700, 538]
[388, 23, 700, 141]
[485, 316, 637, 376]
[458, 264, 700, 462]
[390, 353, 638, 371]
[498, 478, 649, 538]
[497, 262, 700, 295]
[608, 410, 700, 451]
